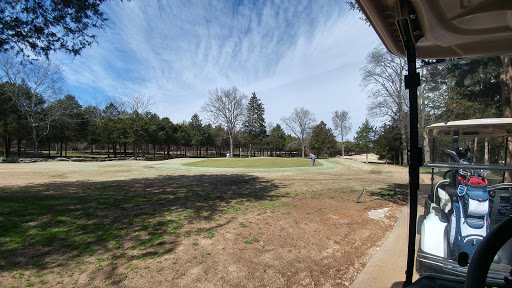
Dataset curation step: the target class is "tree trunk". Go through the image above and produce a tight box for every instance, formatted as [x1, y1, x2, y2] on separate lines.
[484, 138, 489, 164]
[31, 126, 39, 156]
[366, 152, 369, 163]
[341, 135, 345, 158]
[423, 131, 430, 163]
[301, 145, 305, 158]
[500, 55, 512, 181]
[17, 139, 22, 157]
[249, 143, 252, 158]
[65, 139, 68, 157]
[107, 144, 110, 158]
[60, 141, 63, 157]
[401, 133, 408, 166]
[228, 133, 234, 158]
[473, 137, 478, 163]
[4, 136, 11, 158]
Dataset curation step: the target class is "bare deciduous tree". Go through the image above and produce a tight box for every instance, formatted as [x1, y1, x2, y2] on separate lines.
[201, 86, 247, 157]
[0, 54, 63, 98]
[128, 94, 154, 113]
[362, 47, 408, 165]
[0, 53, 63, 155]
[281, 107, 316, 158]
[332, 110, 352, 158]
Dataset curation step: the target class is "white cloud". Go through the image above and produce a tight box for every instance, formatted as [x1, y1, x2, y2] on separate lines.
[54, 1, 382, 138]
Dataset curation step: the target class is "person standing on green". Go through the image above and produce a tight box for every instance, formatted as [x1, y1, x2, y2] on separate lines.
[309, 153, 316, 166]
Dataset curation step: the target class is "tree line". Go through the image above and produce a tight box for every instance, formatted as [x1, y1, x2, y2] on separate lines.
[4, 47, 509, 165]
[0, 54, 360, 159]
[2, 1, 511, 165]
[357, 46, 512, 166]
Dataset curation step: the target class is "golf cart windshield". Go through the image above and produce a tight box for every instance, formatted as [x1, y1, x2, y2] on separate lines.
[418, 119, 512, 286]
[355, 0, 512, 287]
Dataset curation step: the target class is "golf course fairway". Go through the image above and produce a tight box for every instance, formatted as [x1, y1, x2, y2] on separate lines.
[182, 157, 323, 169]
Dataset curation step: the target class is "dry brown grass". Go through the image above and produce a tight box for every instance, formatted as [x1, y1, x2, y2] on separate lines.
[0, 158, 408, 287]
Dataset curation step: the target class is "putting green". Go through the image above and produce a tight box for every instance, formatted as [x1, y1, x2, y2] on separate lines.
[157, 157, 338, 172]
[182, 157, 323, 169]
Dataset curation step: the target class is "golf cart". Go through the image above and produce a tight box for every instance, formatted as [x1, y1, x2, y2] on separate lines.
[354, 0, 512, 287]
[417, 119, 512, 286]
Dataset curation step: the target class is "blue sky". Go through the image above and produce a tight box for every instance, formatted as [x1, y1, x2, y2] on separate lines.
[54, 0, 382, 140]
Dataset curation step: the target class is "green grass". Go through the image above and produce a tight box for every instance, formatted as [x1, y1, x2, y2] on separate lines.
[256, 201, 294, 210]
[224, 205, 241, 213]
[205, 230, 215, 239]
[182, 157, 323, 169]
[370, 190, 396, 197]
[0, 174, 281, 272]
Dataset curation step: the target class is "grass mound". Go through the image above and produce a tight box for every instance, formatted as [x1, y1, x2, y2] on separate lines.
[182, 157, 323, 169]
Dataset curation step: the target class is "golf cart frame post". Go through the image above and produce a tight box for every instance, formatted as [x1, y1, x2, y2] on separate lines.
[397, 16, 421, 287]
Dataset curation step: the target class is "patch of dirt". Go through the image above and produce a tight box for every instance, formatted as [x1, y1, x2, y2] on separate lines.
[343, 153, 386, 163]
[0, 158, 408, 287]
[368, 208, 390, 219]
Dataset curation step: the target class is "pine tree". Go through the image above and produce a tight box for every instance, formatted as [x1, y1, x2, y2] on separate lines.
[268, 124, 286, 156]
[309, 121, 337, 157]
[243, 92, 266, 157]
[354, 119, 377, 163]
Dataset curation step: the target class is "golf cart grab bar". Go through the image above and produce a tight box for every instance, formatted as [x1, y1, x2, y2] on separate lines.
[424, 163, 512, 171]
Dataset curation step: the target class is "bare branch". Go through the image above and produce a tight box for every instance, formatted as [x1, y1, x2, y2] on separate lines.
[361, 46, 409, 164]
[281, 107, 316, 157]
[201, 86, 248, 155]
[332, 110, 352, 139]
[128, 94, 154, 113]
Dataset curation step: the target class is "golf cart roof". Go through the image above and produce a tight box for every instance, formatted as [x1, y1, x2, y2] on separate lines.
[355, 0, 512, 59]
[425, 118, 512, 138]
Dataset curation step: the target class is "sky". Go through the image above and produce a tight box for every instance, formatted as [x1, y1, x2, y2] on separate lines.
[54, 0, 382, 140]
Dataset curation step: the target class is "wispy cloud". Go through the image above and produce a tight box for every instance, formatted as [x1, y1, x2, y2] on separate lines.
[54, 0, 381, 139]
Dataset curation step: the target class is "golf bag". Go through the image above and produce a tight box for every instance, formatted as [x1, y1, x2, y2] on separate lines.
[448, 176, 489, 260]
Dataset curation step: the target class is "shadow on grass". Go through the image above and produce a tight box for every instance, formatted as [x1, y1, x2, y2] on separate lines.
[0, 174, 281, 272]
[368, 183, 432, 207]
[369, 183, 409, 204]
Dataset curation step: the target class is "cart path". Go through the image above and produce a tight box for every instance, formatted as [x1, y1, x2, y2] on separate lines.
[351, 174, 431, 287]
[350, 206, 411, 287]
